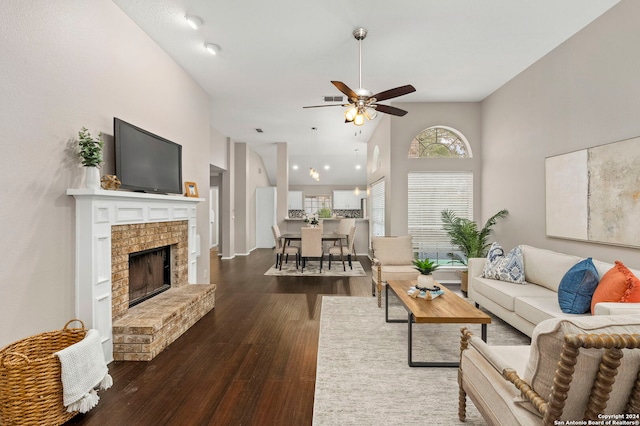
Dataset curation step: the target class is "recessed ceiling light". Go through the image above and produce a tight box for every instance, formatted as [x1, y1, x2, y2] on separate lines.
[355, 164, 362, 170]
[324, 165, 330, 170]
[205, 43, 220, 55]
[185, 15, 202, 30]
[292, 165, 299, 170]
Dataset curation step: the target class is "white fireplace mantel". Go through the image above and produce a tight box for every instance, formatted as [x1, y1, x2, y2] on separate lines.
[67, 188, 203, 362]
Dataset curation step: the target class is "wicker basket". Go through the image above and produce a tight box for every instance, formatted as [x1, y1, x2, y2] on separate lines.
[0, 319, 87, 426]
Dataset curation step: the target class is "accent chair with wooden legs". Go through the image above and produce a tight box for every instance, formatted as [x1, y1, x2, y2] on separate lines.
[370, 236, 418, 307]
[458, 315, 640, 425]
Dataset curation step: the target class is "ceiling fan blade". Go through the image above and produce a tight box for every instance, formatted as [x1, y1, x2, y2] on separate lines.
[374, 104, 409, 117]
[303, 104, 348, 109]
[371, 84, 416, 102]
[331, 81, 358, 101]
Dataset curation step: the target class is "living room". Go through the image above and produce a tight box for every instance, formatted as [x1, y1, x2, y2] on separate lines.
[3, 0, 640, 424]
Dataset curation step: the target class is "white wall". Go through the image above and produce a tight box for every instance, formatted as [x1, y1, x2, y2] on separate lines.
[0, 0, 211, 347]
[481, 0, 640, 267]
[233, 143, 270, 255]
[210, 125, 228, 170]
[368, 103, 482, 236]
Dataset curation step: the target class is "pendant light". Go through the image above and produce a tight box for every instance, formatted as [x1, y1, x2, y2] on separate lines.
[309, 127, 320, 181]
[354, 149, 361, 194]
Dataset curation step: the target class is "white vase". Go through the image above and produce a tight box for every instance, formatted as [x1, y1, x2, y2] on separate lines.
[417, 274, 433, 287]
[84, 167, 101, 190]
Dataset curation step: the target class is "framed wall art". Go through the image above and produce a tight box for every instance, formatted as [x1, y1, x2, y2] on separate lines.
[545, 136, 640, 248]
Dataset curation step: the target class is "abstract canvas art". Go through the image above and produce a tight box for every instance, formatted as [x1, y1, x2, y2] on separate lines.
[545, 136, 640, 248]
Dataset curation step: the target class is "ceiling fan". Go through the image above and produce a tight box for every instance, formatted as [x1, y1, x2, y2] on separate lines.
[304, 27, 416, 126]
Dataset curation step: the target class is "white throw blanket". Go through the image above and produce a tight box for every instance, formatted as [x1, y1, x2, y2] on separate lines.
[55, 329, 113, 413]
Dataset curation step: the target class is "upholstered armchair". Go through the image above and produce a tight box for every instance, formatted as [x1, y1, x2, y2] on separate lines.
[458, 315, 640, 425]
[371, 236, 417, 307]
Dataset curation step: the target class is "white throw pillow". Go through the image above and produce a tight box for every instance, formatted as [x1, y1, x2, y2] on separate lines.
[481, 242, 525, 284]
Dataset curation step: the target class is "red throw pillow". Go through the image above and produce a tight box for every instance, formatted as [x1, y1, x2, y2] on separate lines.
[591, 261, 640, 313]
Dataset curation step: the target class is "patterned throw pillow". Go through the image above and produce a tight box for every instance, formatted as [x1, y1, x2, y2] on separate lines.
[482, 242, 525, 284]
[481, 242, 504, 279]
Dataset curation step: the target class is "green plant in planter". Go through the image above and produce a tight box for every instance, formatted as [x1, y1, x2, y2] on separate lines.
[318, 207, 332, 218]
[441, 208, 509, 265]
[412, 258, 440, 275]
[77, 127, 104, 167]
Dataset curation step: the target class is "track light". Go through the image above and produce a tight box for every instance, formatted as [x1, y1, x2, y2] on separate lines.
[185, 15, 202, 30]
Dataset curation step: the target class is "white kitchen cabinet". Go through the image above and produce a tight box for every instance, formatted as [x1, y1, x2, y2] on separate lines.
[333, 190, 362, 209]
[288, 191, 303, 210]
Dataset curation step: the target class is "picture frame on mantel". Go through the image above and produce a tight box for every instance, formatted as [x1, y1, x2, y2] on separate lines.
[545, 135, 640, 248]
[184, 181, 199, 198]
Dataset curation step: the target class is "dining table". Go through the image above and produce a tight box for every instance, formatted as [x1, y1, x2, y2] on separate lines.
[279, 232, 348, 271]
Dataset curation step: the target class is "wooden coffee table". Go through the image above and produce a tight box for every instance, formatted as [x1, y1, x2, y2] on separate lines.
[386, 280, 491, 367]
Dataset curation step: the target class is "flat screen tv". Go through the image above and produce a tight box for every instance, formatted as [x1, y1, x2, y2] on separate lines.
[114, 118, 182, 194]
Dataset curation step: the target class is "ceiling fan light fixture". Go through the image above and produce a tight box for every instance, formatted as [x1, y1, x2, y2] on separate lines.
[354, 113, 365, 126]
[365, 107, 378, 120]
[205, 43, 220, 55]
[185, 15, 202, 30]
[344, 106, 358, 122]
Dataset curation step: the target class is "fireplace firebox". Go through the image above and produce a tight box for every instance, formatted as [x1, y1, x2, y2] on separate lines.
[128, 246, 171, 307]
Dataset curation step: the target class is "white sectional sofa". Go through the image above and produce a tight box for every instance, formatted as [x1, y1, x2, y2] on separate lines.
[468, 244, 640, 337]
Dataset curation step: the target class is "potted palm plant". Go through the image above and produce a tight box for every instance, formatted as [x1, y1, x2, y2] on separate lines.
[77, 127, 104, 189]
[412, 258, 440, 287]
[441, 209, 509, 293]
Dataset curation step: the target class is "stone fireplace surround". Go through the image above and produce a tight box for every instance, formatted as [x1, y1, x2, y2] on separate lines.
[68, 189, 215, 362]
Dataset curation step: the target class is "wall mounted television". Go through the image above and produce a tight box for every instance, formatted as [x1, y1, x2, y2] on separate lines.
[114, 118, 182, 194]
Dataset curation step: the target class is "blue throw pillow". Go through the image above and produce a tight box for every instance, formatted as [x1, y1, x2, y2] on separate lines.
[558, 258, 600, 314]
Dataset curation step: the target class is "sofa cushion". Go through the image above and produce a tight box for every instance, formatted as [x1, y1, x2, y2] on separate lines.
[371, 236, 414, 266]
[520, 245, 582, 292]
[557, 258, 600, 314]
[473, 278, 554, 312]
[515, 296, 588, 326]
[481, 243, 525, 284]
[591, 261, 640, 313]
[524, 315, 640, 420]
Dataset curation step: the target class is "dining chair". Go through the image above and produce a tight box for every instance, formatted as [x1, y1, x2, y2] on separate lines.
[328, 225, 356, 270]
[301, 227, 323, 272]
[328, 217, 355, 251]
[335, 218, 355, 235]
[271, 225, 299, 270]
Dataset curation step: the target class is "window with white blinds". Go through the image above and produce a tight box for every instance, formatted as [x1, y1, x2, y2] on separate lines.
[408, 172, 472, 263]
[370, 179, 385, 237]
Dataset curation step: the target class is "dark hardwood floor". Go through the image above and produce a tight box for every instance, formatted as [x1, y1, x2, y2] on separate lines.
[68, 248, 372, 426]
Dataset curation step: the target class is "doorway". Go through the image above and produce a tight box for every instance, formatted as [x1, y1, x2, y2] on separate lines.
[210, 186, 219, 248]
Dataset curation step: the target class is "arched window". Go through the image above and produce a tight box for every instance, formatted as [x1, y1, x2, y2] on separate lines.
[408, 126, 472, 158]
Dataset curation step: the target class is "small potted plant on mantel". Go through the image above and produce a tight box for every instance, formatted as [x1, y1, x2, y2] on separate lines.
[412, 258, 440, 287]
[441, 208, 509, 294]
[77, 126, 104, 190]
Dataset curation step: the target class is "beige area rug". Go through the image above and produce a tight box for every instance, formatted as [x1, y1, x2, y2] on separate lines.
[264, 260, 366, 277]
[313, 295, 531, 425]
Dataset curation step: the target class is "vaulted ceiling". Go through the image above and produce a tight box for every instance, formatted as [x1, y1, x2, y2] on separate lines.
[114, 0, 620, 185]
